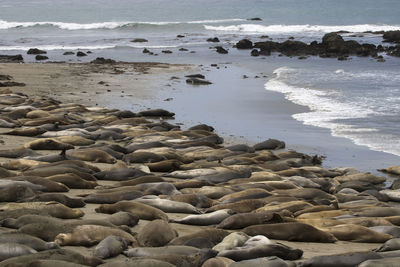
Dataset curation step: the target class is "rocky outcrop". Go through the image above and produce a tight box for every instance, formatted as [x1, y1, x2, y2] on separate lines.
[35, 55, 48, 61]
[207, 37, 220, 43]
[90, 57, 116, 64]
[0, 55, 23, 63]
[383, 31, 400, 43]
[131, 38, 148, 43]
[76, 51, 87, 57]
[215, 46, 228, 54]
[236, 39, 253, 49]
[27, 48, 47, 55]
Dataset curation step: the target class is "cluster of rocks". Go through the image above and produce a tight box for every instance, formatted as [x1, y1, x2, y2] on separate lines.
[0, 77, 399, 266]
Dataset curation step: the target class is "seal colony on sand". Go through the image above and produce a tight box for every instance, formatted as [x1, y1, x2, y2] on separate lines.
[0, 76, 400, 266]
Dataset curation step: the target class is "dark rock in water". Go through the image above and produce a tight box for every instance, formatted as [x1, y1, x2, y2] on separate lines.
[186, 78, 212, 85]
[383, 31, 400, 43]
[138, 109, 175, 117]
[0, 81, 26, 87]
[87, 51, 92, 54]
[207, 37, 220, 42]
[27, 48, 47, 55]
[162, 50, 173, 54]
[236, 39, 253, 49]
[248, 17, 262, 21]
[0, 54, 23, 63]
[91, 57, 116, 64]
[254, 139, 286, 150]
[35, 55, 48, 61]
[63, 51, 74, 55]
[215, 46, 228, 54]
[185, 74, 205, 79]
[131, 38, 148, 42]
[142, 48, 150, 54]
[177, 34, 185, 38]
[387, 45, 400, 57]
[76, 51, 87, 57]
[250, 49, 260, 56]
[179, 48, 188, 51]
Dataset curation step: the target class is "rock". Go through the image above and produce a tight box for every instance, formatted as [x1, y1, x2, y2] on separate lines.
[185, 74, 205, 79]
[0, 55, 23, 63]
[248, 17, 262, 21]
[216, 47, 228, 54]
[131, 38, 148, 43]
[250, 49, 260, 56]
[63, 52, 74, 55]
[142, 48, 150, 54]
[27, 48, 47, 55]
[90, 57, 116, 64]
[35, 55, 48, 61]
[162, 50, 172, 54]
[207, 37, 220, 43]
[186, 78, 212, 85]
[179, 48, 188, 51]
[177, 35, 185, 38]
[383, 31, 400, 43]
[0, 81, 26, 87]
[0, 75, 12, 81]
[76, 52, 87, 57]
[254, 139, 285, 150]
[236, 39, 253, 49]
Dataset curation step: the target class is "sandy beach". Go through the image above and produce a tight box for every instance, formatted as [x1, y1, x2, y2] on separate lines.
[0, 61, 398, 266]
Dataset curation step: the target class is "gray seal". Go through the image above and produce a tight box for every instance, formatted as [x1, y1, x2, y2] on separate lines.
[94, 235, 129, 259]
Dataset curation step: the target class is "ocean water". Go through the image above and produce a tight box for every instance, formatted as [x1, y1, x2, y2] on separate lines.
[1, 0, 400, 162]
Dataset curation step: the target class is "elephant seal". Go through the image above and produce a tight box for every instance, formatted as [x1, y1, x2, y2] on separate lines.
[134, 182, 181, 196]
[299, 251, 382, 267]
[55, 135, 95, 146]
[355, 207, 400, 217]
[94, 235, 129, 259]
[46, 173, 98, 189]
[217, 212, 283, 230]
[0, 243, 37, 261]
[243, 223, 337, 243]
[67, 149, 116, 163]
[202, 257, 235, 267]
[137, 219, 178, 247]
[359, 257, 400, 267]
[98, 259, 174, 267]
[83, 190, 143, 204]
[169, 229, 230, 246]
[0, 147, 40, 158]
[0, 233, 58, 251]
[375, 237, 400, 252]
[4, 127, 46, 137]
[165, 194, 214, 209]
[147, 159, 182, 172]
[135, 198, 200, 214]
[6, 176, 69, 192]
[55, 225, 137, 246]
[322, 224, 392, 242]
[180, 186, 235, 199]
[25, 193, 85, 208]
[105, 212, 139, 227]
[230, 257, 296, 267]
[253, 139, 285, 150]
[0, 184, 35, 202]
[94, 168, 148, 181]
[95, 201, 169, 221]
[117, 175, 164, 187]
[183, 237, 215, 249]
[0, 248, 103, 266]
[242, 235, 273, 247]
[0, 202, 84, 219]
[212, 232, 249, 252]
[24, 138, 74, 150]
[123, 246, 199, 257]
[123, 151, 167, 164]
[172, 209, 235, 226]
[370, 226, 400, 238]
[218, 243, 302, 261]
[207, 199, 266, 213]
[218, 188, 272, 204]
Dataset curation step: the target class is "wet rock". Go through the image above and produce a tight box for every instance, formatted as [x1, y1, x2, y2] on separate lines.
[131, 38, 148, 42]
[0, 55, 23, 63]
[27, 48, 47, 55]
[142, 48, 150, 54]
[236, 39, 253, 49]
[76, 51, 87, 57]
[248, 18, 262, 21]
[383, 31, 400, 43]
[216, 46, 228, 54]
[63, 51, 74, 55]
[162, 50, 173, 54]
[90, 57, 116, 64]
[185, 74, 205, 79]
[207, 37, 220, 43]
[250, 49, 260, 56]
[35, 55, 48, 61]
[186, 78, 212, 85]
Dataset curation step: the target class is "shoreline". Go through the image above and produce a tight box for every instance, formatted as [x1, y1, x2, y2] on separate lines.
[2, 61, 400, 175]
[0, 61, 399, 265]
